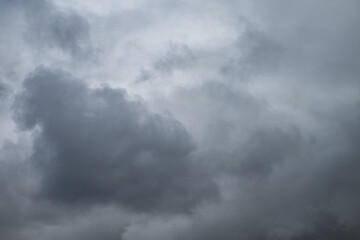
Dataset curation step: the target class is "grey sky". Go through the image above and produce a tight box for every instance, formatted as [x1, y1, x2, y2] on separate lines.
[0, 0, 359, 239]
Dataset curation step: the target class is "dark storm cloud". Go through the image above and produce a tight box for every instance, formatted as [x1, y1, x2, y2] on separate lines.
[22, 0, 92, 59]
[0, 166, 21, 240]
[17, 206, 130, 240]
[0, 141, 32, 240]
[291, 212, 360, 240]
[14, 67, 217, 212]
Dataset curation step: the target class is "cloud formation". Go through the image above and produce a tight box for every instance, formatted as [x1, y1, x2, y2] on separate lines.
[0, 0, 359, 239]
[14, 67, 217, 212]
[23, 0, 93, 59]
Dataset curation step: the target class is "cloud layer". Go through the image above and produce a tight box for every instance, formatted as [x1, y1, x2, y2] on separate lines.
[0, 0, 359, 239]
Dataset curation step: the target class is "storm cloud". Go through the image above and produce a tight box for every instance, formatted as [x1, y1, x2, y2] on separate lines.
[0, 0, 360, 239]
[14, 67, 217, 212]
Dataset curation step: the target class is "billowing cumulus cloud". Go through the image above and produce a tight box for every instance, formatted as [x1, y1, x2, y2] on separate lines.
[0, 0, 359, 239]
[14, 67, 217, 212]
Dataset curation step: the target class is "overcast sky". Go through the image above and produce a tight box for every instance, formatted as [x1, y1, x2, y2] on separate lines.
[0, 0, 360, 239]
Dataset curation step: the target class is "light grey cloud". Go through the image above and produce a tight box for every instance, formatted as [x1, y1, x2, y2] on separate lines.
[148, 79, 360, 239]
[0, 82, 8, 99]
[220, 20, 284, 81]
[22, 0, 93, 59]
[154, 43, 196, 74]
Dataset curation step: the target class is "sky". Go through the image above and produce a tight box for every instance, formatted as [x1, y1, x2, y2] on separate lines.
[0, 0, 360, 239]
